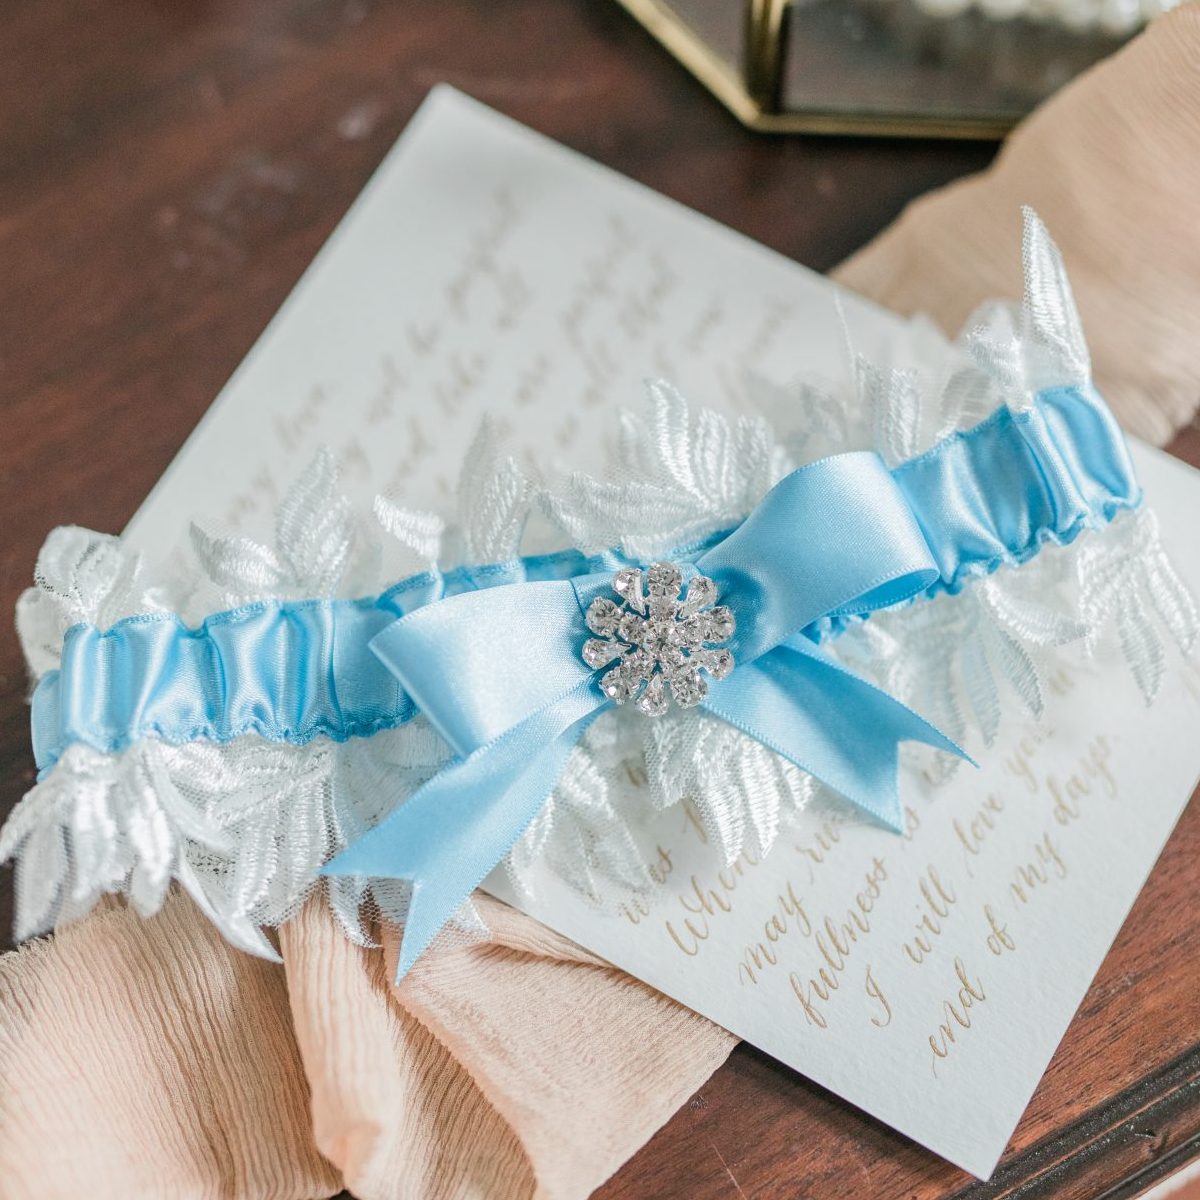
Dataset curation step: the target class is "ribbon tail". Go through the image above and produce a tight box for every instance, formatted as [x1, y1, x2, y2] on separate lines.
[323, 679, 604, 979]
[702, 638, 970, 832]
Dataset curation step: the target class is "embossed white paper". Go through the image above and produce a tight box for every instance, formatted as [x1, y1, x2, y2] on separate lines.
[122, 88, 1200, 1178]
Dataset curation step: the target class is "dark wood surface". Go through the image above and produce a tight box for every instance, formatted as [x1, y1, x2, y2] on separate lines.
[0, 2, 1195, 1198]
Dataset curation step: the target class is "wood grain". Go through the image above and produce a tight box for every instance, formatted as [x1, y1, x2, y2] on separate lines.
[0, 2, 1194, 1198]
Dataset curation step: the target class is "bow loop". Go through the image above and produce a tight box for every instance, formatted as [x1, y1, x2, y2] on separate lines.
[370, 579, 591, 755]
[697, 451, 938, 663]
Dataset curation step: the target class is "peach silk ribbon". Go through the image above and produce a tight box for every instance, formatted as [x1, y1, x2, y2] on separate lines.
[3, 9, 1199, 1198]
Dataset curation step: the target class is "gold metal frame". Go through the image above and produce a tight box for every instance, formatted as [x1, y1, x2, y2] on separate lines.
[614, 0, 1012, 139]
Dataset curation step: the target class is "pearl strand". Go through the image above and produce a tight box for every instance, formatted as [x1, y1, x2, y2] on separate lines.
[912, 0, 1178, 37]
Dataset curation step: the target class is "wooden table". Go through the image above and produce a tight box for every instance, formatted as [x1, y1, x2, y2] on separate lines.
[0, 2, 1195, 1197]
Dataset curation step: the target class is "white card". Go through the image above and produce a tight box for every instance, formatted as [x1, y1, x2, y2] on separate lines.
[120, 87, 1200, 1179]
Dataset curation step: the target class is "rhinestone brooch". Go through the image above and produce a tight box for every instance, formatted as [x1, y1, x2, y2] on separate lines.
[581, 561, 736, 717]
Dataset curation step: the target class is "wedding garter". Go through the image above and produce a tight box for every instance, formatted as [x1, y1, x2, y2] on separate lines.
[3, 211, 1195, 971]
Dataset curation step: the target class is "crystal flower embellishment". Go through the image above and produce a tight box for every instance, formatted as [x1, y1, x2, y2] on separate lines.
[582, 562, 736, 717]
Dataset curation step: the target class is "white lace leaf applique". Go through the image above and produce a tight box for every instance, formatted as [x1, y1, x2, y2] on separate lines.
[1021, 206, 1091, 388]
[374, 495, 444, 565]
[958, 628, 1002, 746]
[645, 379, 775, 505]
[969, 566, 1092, 732]
[831, 291, 925, 468]
[507, 721, 648, 904]
[15, 526, 157, 678]
[542, 380, 781, 558]
[970, 592, 1050, 730]
[740, 370, 850, 466]
[1117, 598, 1165, 701]
[934, 359, 1009, 445]
[369, 420, 530, 573]
[857, 357, 922, 467]
[1076, 507, 1199, 702]
[275, 446, 358, 594]
[457, 417, 533, 563]
[2, 803, 67, 939]
[189, 524, 288, 595]
[37, 525, 146, 625]
[964, 304, 1031, 408]
[979, 570, 1088, 649]
[841, 573, 1067, 759]
[641, 708, 815, 865]
[1143, 524, 1200, 657]
[948, 210, 1090, 426]
[372, 418, 533, 569]
[982, 619, 1043, 722]
[190, 448, 369, 605]
[0, 739, 259, 951]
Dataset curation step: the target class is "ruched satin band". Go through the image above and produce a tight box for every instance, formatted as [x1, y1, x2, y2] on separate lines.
[30, 600, 413, 774]
[31, 383, 1139, 777]
[896, 385, 1139, 592]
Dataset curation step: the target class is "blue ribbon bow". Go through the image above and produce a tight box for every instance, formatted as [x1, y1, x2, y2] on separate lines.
[324, 451, 968, 977]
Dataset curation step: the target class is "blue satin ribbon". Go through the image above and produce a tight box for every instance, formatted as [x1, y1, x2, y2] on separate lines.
[31, 599, 415, 773]
[30, 383, 1141, 976]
